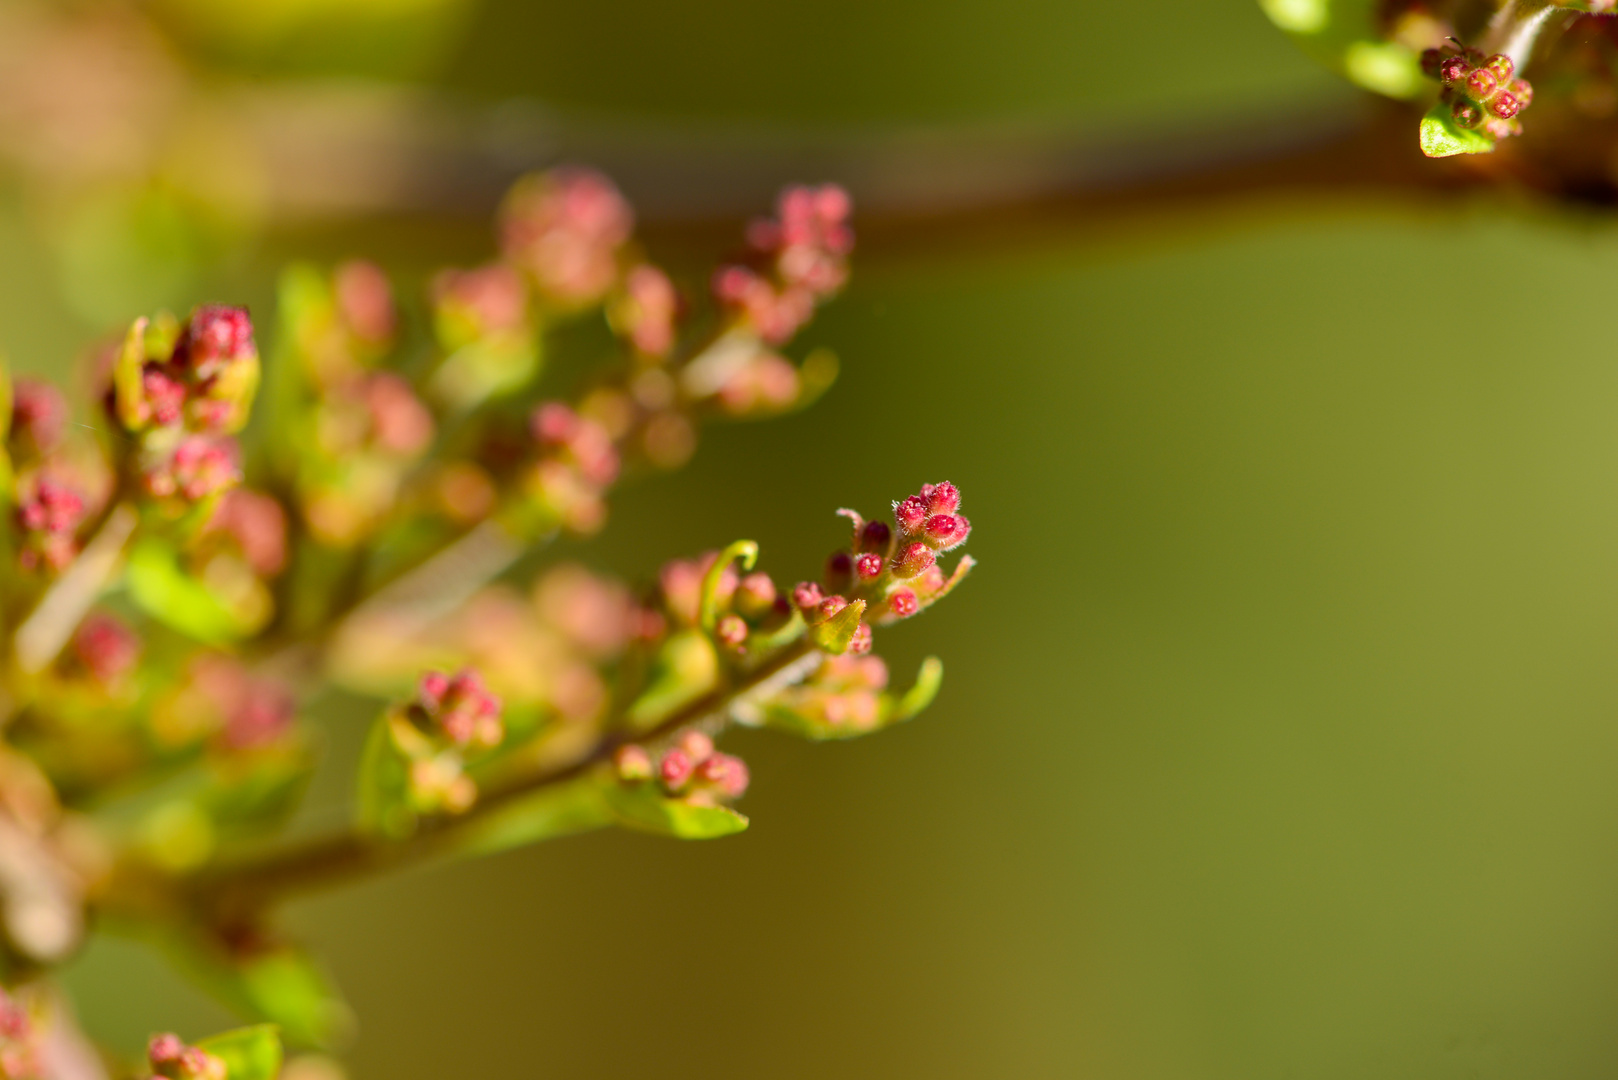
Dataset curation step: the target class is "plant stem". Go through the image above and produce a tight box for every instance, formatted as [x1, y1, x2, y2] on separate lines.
[185, 639, 821, 916]
[1482, 0, 1559, 67]
[13, 503, 137, 675]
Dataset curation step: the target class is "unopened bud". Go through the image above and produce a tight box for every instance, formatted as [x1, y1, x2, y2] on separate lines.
[894, 494, 928, 534]
[855, 552, 884, 580]
[1490, 92, 1521, 119]
[1438, 54, 1470, 85]
[920, 481, 960, 515]
[1452, 99, 1482, 128]
[660, 747, 694, 790]
[697, 752, 750, 799]
[716, 613, 749, 648]
[1482, 52, 1513, 85]
[10, 378, 66, 453]
[891, 541, 935, 579]
[1466, 67, 1497, 100]
[888, 588, 919, 618]
[614, 745, 653, 781]
[859, 519, 891, 552]
[792, 581, 824, 611]
[176, 305, 256, 382]
[848, 623, 873, 655]
[922, 513, 971, 551]
[825, 550, 853, 593]
[735, 572, 777, 618]
[678, 730, 714, 763]
[818, 595, 849, 621]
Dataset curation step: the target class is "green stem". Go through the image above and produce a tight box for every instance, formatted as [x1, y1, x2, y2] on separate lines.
[179, 638, 821, 917]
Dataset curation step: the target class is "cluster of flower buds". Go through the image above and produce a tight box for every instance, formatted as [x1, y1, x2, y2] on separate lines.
[499, 168, 635, 308]
[523, 401, 620, 534]
[109, 306, 258, 514]
[0, 988, 38, 1080]
[14, 474, 88, 572]
[610, 265, 680, 360]
[613, 730, 750, 807]
[180, 656, 298, 753]
[383, 669, 505, 818]
[298, 370, 435, 546]
[714, 184, 853, 344]
[1421, 43, 1534, 138]
[144, 1033, 225, 1080]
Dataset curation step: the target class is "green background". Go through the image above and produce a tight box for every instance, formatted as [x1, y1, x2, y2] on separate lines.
[4, 0, 1617, 1077]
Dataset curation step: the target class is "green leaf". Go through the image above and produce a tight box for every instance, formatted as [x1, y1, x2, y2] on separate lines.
[809, 598, 866, 654]
[1419, 101, 1496, 158]
[355, 713, 419, 839]
[171, 937, 351, 1049]
[125, 538, 250, 644]
[604, 783, 749, 839]
[459, 777, 614, 857]
[625, 630, 718, 729]
[701, 540, 758, 632]
[893, 656, 945, 723]
[196, 1025, 282, 1080]
[199, 749, 315, 840]
[112, 316, 150, 431]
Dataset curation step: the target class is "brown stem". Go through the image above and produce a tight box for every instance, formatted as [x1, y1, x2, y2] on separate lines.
[187, 638, 820, 916]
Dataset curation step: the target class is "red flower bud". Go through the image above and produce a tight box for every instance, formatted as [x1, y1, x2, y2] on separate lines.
[1438, 55, 1470, 85]
[859, 519, 891, 552]
[1465, 67, 1497, 100]
[922, 513, 971, 551]
[176, 305, 256, 382]
[825, 550, 853, 593]
[142, 366, 186, 426]
[818, 595, 849, 621]
[419, 671, 450, 709]
[921, 481, 960, 515]
[888, 589, 918, 618]
[1452, 99, 1482, 128]
[894, 494, 929, 533]
[74, 613, 139, 686]
[855, 552, 884, 580]
[848, 623, 873, 654]
[1490, 92, 1521, 119]
[1482, 52, 1513, 85]
[10, 378, 65, 453]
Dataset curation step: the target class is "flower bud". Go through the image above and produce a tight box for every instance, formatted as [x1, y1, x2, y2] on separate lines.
[855, 552, 884, 580]
[1438, 54, 1470, 85]
[1452, 99, 1482, 128]
[10, 378, 65, 455]
[792, 581, 824, 611]
[1465, 67, 1497, 100]
[1482, 52, 1513, 86]
[825, 550, 853, 593]
[142, 366, 186, 427]
[888, 588, 919, 618]
[735, 572, 777, 619]
[696, 752, 750, 799]
[73, 613, 139, 687]
[922, 513, 971, 551]
[891, 541, 936, 579]
[175, 305, 256, 383]
[848, 623, 873, 655]
[678, 730, 714, 764]
[818, 595, 849, 621]
[334, 259, 397, 345]
[920, 481, 960, 515]
[716, 613, 749, 648]
[1490, 92, 1522, 120]
[859, 519, 891, 552]
[894, 494, 929, 534]
[660, 747, 694, 791]
[614, 745, 653, 781]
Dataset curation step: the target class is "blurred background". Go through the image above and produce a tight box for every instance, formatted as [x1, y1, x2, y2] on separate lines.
[8, 0, 1618, 1076]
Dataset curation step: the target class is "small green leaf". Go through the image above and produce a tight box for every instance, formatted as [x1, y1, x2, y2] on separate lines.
[459, 777, 614, 857]
[700, 540, 758, 633]
[893, 656, 945, 723]
[113, 316, 150, 431]
[171, 937, 351, 1049]
[196, 1025, 282, 1080]
[809, 598, 866, 654]
[604, 783, 749, 839]
[125, 538, 250, 644]
[1419, 102, 1495, 158]
[355, 713, 418, 839]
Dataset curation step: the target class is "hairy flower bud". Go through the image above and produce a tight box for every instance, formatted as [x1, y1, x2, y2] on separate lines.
[891, 541, 936, 579]
[922, 513, 972, 551]
[848, 622, 873, 655]
[894, 494, 929, 534]
[859, 519, 891, 552]
[717, 613, 749, 648]
[825, 550, 854, 593]
[792, 581, 824, 611]
[855, 552, 884, 580]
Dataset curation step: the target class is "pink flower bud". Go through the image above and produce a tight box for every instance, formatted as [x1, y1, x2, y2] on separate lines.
[365, 373, 434, 456]
[148, 1035, 185, 1067]
[678, 730, 714, 763]
[1438, 54, 1470, 85]
[818, 595, 849, 621]
[1482, 52, 1513, 85]
[888, 589, 918, 618]
[894, 494, 929, 534]
[792, 581, 824, 611]
[419, 671, 451, 709]
[614, 745, 653, 781]
[142, 366, 186, 426]
[855, 552, 884, 580]
[717, 613, 749, 647]
[660, 747, 694, 790]
[848, 623, 873, 655]
[433, 669, 503, 747]
[922, 513, 971, 551]
[891, 542, 935, 579]
[697, 752, 750, 799]
[334, 259, 397, 344]
[736, 572, 777, 618]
